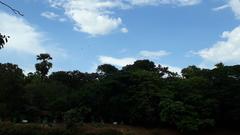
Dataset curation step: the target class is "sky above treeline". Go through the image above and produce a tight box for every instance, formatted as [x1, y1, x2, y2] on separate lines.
[0, 0, 240, 73]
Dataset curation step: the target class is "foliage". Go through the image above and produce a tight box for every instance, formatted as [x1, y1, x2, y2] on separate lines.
[1, 56, 240, 133]
[0, 63, 25, 121]
[97, 64, 119, 75]
[0, 33, 9, 49]
[64, 107, 91, 128]
[35, 53, 53, 77]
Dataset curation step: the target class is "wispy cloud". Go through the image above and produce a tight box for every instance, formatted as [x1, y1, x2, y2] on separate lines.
[47, 0, 201, 36]
[212, 4, 229, 11]
[121, 28, 129, 33]
[129, 0, 201, 6]
[139, 50, 171, 59]
[41, 11, 66, 22]
[41, 11, 59, 19]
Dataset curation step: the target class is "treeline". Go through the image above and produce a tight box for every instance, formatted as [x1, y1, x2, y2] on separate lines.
[0, 54, 240, 133]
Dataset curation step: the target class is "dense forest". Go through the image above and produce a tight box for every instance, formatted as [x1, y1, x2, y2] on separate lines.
[0, 53, 240, 133]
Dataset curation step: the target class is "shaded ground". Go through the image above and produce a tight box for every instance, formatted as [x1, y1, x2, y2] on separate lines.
[1, 122, 240, 135]
[78, 123, 240, 135]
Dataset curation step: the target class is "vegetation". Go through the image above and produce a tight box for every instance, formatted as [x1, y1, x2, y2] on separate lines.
[0, 53, 240, 134]
[0, 33, 9, 49]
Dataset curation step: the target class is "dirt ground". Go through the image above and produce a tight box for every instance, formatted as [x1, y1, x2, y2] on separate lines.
[77, 123, 240, 135]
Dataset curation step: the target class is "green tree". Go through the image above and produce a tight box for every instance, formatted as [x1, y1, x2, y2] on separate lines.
[122, 60, 157, 72]
[0, 63, 25, 121]
[97, 64, 118, 75]
[35, 53, 53, 77]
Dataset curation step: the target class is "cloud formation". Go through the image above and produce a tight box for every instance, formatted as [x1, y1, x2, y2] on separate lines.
[213, 0, 240, 19]
[212, 4, 229, 11]
[0, 11, 67, 73]
[121, 28, 129, 33]
[41, 11, 59, 20]
[41, 11, 67, 22]
[129, 0, 201, 6]
[197, 26, 240, 64]
[139, 50, 171, 59]
[228, 0, 240, 19]
[0, 12, 46, 54]
[98, 56, 136, 67]
[48, 0, 201, 36]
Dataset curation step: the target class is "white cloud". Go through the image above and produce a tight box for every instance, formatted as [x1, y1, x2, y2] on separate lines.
[228, 0, 240, 19]
[0, 11, 67, 73]
[129, 0, 201, 6]
[139, 50, 171, 58]
[162, 64, 182, 74]
[212, 1, 240, 19]
[41, 11, 67, 22]
[212, 4, 229, 11]
[197, 26, 240, 64]
[48, 0, 201, 36]
[0, 11, 46, 54]
[48, 0, 124, 36]
[98, 56, 136, 67]
[41, 11, 59, 20]
[121, 27, 128, 33]
[59, 18, 67, 22]
[67, 8, 122, 36]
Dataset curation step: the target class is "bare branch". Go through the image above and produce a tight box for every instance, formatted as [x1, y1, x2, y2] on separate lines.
[0, 0, 24, 16]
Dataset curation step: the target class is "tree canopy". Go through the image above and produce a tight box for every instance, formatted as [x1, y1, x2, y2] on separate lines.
[35, 53, 53, 77]
[0, 54, 240, 133]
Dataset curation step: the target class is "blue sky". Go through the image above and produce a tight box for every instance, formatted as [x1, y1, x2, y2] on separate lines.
[0, 0, 240, 73]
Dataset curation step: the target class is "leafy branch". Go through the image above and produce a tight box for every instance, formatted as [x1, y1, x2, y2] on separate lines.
[0, 33, 10, 49]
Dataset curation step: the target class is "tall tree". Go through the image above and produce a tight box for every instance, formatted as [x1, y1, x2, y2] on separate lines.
[35, 53, 53, 77]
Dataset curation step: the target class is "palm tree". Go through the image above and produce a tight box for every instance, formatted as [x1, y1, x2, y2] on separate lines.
[35, 53, 53, 77]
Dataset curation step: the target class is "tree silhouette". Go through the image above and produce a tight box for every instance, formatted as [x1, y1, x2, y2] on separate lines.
[97, 64, 118, 75]
[35, 53, 53, 77]
[0, 33, 9, 49]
